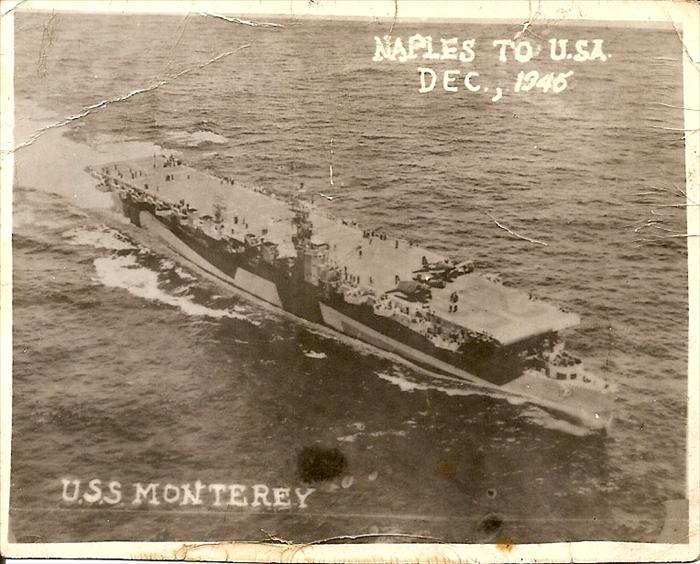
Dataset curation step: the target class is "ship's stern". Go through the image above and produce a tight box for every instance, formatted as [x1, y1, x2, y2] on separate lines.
[504, 369, 617, 431]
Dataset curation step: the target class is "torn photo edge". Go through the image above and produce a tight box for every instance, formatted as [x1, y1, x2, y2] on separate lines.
[0, 0, 697, 562]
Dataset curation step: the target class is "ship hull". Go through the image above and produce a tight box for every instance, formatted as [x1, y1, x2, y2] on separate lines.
[121, 201, 614, 430]
[320, 301, 614, 429]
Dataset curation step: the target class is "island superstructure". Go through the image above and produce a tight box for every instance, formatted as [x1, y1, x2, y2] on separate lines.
[89, 153, 616, 429]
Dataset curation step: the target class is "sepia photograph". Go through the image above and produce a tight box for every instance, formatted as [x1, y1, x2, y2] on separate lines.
[1, 1, 698, 562]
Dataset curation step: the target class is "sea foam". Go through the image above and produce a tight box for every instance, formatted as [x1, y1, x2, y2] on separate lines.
[93, 254, 259, 324]
[63, 226, 135, 251]
[166, 130, 228, 147]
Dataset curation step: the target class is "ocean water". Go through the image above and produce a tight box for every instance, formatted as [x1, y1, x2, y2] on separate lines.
[10, 12, 688, 543]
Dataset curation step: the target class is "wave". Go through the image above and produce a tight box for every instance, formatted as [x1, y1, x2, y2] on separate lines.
[303, 350, 327, 359]
[519, 406, 596, 437]
[376, 368, 505, 401]
[14, 188, 91, 232]
[376, 369, 597, 436]
[158, 258, 198, 282]
[92, 254, 259, 324]
[337, 429, 407, 443]
[62, 226, 136, 251]
[376, 370, 436, 393]
[165, 130, 229, 147]
[12, 234, 76, 257]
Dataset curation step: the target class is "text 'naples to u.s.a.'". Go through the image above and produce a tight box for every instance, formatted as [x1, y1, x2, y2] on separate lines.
[372, 35, 610, 102]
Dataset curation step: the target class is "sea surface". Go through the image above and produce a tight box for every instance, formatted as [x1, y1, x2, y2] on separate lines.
[10, 12, 689, 543]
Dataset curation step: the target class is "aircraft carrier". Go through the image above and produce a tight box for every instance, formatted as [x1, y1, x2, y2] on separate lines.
[89, 153, 616, 429]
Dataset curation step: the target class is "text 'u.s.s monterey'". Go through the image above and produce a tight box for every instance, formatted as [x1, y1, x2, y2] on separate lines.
[372, 35, 610, 101]
[60, 478, 316, 509]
